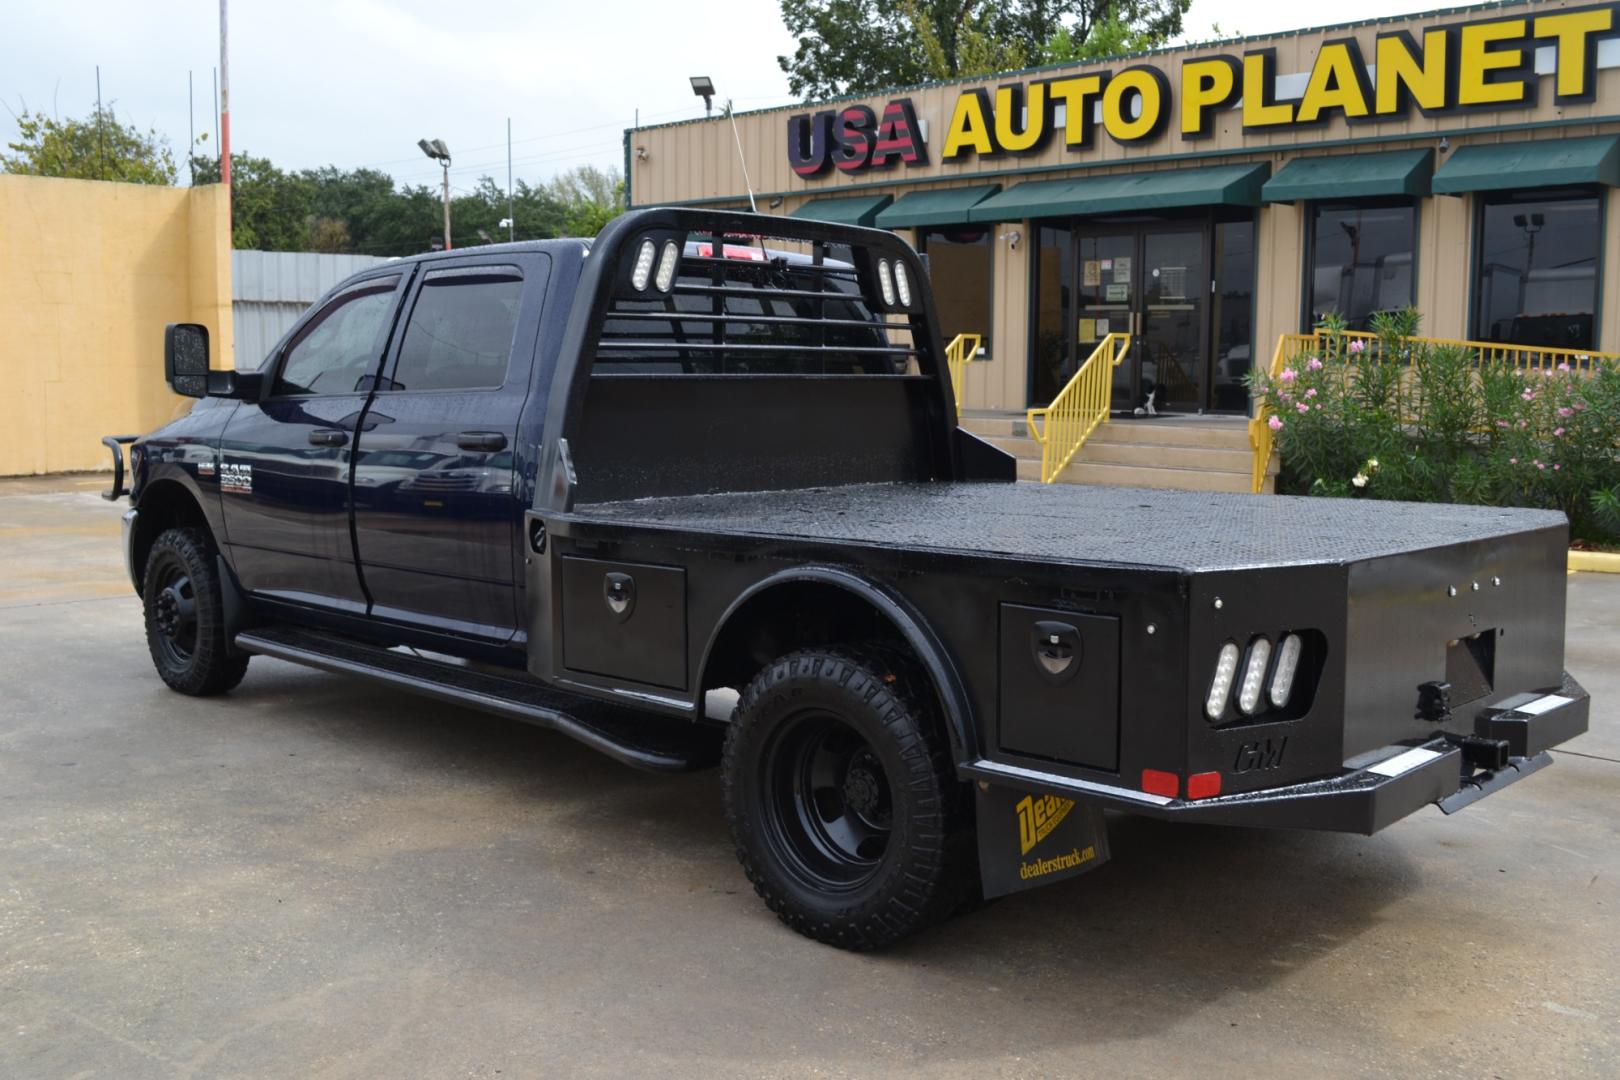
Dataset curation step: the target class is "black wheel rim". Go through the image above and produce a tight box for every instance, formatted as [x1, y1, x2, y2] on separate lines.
[150, 559, 199, 668]
[761, 710, 894, 892]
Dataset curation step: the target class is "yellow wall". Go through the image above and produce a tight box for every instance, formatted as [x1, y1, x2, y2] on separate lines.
[0, 174, 231, 476]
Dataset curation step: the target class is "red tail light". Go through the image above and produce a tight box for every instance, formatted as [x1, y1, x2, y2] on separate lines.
[1141, 769, 1180, 798]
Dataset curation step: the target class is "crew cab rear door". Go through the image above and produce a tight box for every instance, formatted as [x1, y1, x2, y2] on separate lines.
[219, 270, 409, 613]
[349, 254, 549, 642]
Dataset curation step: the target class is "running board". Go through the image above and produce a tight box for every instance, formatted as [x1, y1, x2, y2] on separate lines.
[234, 625, 720, 773]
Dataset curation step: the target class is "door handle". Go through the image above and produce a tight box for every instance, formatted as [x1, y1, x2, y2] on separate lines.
[456, 431, 508, 452]
[307, 429, 349, 447]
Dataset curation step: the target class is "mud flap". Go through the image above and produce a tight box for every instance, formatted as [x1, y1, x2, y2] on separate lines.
[974, 783, 1110, 899]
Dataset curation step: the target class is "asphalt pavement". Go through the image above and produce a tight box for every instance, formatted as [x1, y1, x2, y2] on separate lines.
[1, 476, 1615, 1078]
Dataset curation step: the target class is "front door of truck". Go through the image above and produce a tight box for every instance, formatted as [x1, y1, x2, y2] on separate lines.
[350, 255, 547, 643]
[219, 271, 407, 612]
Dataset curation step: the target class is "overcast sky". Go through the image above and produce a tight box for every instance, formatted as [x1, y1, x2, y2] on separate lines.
[2, 0, 1465, 194]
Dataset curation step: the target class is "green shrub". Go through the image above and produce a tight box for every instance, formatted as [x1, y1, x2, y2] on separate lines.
[1249, 309, 1620, 543]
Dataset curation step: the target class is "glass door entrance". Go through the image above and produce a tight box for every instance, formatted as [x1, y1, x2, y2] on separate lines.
[1033, 219, 1242, 414]
[1139, 229, 1207, 413]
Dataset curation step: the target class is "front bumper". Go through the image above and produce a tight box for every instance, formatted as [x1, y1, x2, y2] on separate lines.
[963, 673, 1589, 836]
[121, 508, 140, 594]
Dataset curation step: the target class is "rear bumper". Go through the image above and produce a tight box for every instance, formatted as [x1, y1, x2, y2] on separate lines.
[964, 673, 1589, 836]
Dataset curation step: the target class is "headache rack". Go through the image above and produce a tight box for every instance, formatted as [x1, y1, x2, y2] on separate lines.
[537, 208, 961, 508]
[588, 211, 941, 378]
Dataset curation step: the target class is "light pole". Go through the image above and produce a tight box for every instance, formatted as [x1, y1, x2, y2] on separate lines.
[418, 138, 452, 251]
[690, 76, 715, 115]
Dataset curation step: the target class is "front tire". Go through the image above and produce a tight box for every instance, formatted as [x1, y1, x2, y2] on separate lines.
[142, 527, 249, 696]
[722, 645, 975, 950]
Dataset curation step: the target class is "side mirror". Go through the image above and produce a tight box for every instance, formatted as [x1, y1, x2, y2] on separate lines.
[164, 323, 211, 398]
[164, 323, 264, 400]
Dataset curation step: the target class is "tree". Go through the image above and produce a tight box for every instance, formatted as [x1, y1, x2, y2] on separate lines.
[192, 152, 314, 251]
[2, 105, 177, 185]
[777, 0, 1193, 98]
[188, 153, 619, 253]
[541, 164, 624, 237]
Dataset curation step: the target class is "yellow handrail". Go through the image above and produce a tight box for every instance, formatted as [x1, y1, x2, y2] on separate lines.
[1247, 332, 1318, 493]
[1249, 330, 1620, 493]
[1024, 333, 1132, 483]
[944, 332, 983, 416]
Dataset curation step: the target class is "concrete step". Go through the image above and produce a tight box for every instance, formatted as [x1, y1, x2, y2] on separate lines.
[1048, 460, 1256, 493]
[1086, 419, 1252, 450]
[1079, 440, 1254, 472]
[959, 413, 1027, 439]
[982, 434, 1042, 460]
[963, 412, 1254, 450]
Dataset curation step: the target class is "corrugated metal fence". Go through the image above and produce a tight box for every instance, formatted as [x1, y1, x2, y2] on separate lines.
[232, 250, 388, 368]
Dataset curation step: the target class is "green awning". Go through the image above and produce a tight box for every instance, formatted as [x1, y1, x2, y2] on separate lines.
[1432, 135, 1620, 195]
[788, 194, 894, 228]
[874, 184, 1001, 228]
[1262, 149, 1433, 203]
[967, 163, 1270, 223]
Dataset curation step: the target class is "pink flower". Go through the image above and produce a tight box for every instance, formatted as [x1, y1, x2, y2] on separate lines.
[1510, 457, 1518, 464]
[1535, 461, 1546, 470]
[1495, 419, 1509, 428]
[1348, 339, 1366, 354]
[1574, 401, 1587, 411]
[1296, 402, 1310, 414]
[1307, 357, 1323, 371]
[1268, 415, 1283, 432]
[1558, 406, 1573, 417]
[1517, 419, 1528, 430]
[1305, 387, 1317, 398]
[1554, 463, 1561, 471]
[1554, 427, 1565, 437]
[1278, 389, 1291, 402]
[1279, 368, 1298, 383]
[1557, 362, 1571, 372]
[1521, 388, 1536, 402]
[1314, 404, 1322, 410]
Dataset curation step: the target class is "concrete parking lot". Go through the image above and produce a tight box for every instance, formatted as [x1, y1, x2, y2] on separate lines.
[2, 477, 1616, 1079]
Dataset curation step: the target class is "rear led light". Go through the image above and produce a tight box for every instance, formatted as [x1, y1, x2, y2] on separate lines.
[1231, 637, 1270, 712]
[1187, 772, 1222, 800]
[1206, 641, 1240, 721]
[1237, 636, 1272, 715]
[654, 241, 679, 292]
[1269, 633, 1303, 708]
[893, 261, 913, 306]
[1141, 769, 1180, 798]
[877, 259, 896, 306]
[630, 239, 656, 290]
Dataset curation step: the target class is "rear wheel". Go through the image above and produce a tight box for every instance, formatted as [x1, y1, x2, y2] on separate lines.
[142, 527, 249, 696]
[722, 645, 975, 950]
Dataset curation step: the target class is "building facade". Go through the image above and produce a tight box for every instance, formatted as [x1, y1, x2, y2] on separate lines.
[627, 1, 1620, 414]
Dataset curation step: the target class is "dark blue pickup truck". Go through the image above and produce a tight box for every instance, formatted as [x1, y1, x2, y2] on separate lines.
[105, 208, 1588, 949]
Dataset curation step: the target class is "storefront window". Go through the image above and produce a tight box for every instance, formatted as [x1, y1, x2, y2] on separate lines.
[1212, 220, 1254, 412]
[1307, 202, 1415, 331]
[1473, 190, 1601, 350]
[919, 226, 992, 355]
[1030, 226, 1073, 404]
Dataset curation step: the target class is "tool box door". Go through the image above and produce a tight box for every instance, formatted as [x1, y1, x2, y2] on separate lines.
[998, 604, 1121, 771]
[558, 556, 687, 690]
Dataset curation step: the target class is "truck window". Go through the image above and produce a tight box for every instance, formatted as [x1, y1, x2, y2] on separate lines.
[386, 267, 524, 392]
[273, 276, 402, 396]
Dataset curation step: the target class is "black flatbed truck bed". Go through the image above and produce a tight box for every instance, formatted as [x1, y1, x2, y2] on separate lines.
[115, 207, 1589, 950]
[563, 481, 1568, 571]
